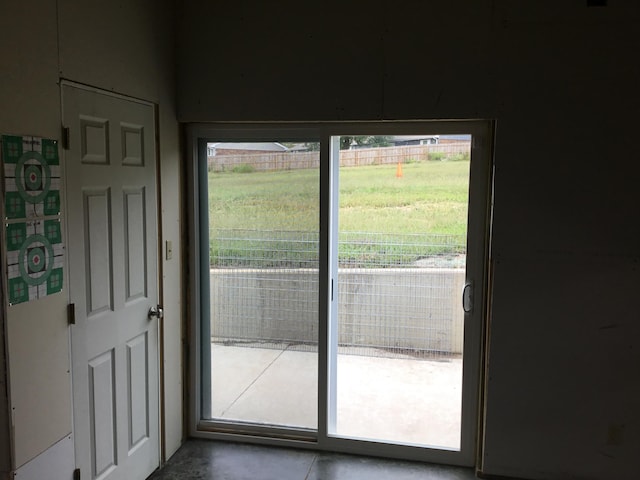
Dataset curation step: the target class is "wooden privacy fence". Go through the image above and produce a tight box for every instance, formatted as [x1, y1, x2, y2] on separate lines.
[207, 142, 470, 172]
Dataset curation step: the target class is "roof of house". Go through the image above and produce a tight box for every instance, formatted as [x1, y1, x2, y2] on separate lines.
[208, 142, 289, 152]
[287, 143, 312, 152]
[438, 134, 471, 141]
[391, 135, 440, 142]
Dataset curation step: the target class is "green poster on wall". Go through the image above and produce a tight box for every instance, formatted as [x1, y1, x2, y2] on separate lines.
[2, 135, 61, 219]
[6, 220, 64, 304]
[2, 135, 64, 305]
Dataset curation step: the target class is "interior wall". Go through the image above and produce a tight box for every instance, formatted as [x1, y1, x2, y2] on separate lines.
[0, 1, 71, 471]
[0, 302, 8, 478]
[0, 0, 182, 472]
[177, 1, 640, 479]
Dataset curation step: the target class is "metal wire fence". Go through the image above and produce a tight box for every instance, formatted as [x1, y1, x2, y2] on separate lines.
[210, 229, 465, 268]
[209, 229, 466, 359]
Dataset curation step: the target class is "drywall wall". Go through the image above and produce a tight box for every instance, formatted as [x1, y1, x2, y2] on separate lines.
[14, 435, 73, 480]
[0, 0, 182, 472]
[0, 300, 8, 477]
[177, 1, 640, 479]
[0, 0, 72, 470]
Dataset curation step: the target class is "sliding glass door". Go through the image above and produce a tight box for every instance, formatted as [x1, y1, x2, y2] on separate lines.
[191, 122, 492, 466]
[328, 134, 472, 451]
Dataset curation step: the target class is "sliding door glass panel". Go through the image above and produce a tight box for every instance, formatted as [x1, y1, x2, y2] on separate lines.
[331, 135, 471, 448]
[205, 141, 320, 430]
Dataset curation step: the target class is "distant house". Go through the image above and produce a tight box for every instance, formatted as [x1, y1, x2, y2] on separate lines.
[438, 134, 472, 144]
[391, 135, 440, 146]
[287, 143, 313, 152]
[207, 142, 289, 156]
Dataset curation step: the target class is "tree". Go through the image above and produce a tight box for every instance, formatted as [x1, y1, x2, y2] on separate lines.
[340, 135, 392, 150]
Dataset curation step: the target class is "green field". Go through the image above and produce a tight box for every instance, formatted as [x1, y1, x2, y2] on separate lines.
[210, 161, 469, 233]
[208, 161, 470, 266]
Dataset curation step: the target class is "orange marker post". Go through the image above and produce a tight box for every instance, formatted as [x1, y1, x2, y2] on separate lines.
[396, 161, 403, 178]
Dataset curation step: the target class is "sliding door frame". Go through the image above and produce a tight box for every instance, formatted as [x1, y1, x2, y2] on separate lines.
[186, 120, 494, 467]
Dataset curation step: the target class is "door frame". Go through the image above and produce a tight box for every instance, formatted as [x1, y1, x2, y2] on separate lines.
[186, 120, 493, 467]
[60, 79, 165, 472]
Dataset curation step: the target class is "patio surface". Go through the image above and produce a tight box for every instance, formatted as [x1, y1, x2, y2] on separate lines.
[210, 344, 462, 449]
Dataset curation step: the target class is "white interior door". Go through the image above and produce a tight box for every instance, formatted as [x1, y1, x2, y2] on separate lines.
[63, 84, 160, 480]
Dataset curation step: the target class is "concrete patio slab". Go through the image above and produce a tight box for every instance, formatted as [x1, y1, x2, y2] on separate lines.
[210, 344, 462, 449]
[335, 353, 461, 448]
[214, 347, 318, 428]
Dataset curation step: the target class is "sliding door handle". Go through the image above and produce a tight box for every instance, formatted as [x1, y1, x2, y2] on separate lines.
[462, 283, 473, 313]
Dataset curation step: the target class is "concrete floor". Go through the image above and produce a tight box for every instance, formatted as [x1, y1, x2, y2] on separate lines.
[148, 439, 481, 480]
[211, 344, 462, 449]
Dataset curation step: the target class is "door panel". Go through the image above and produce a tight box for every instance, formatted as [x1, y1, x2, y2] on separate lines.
[85, 189, 113, 315]
[89, 350, 117, 478]
[124, 188, 147, 301]
[326, 127, 490, 465]
[204, 139, 321, 432]
[127, 333, 149, 450]
[80, 116, 110, 165]
[64, 83, 159, 480]
[329, 136, 470, 450]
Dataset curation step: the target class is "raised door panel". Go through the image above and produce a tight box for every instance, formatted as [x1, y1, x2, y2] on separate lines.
[80, 116, 110, 165]
[89, 350, 117, 479]
[121, 124, 144, 167]
[124, 188, 147, 303]
[84, 189, 113, 317]
[127, 333, 149, 452]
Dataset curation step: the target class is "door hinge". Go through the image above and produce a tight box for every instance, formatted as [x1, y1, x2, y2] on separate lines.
[73, 467, 81, 480]
[62, 126, 70, 150]
[68, 303, 76, 325]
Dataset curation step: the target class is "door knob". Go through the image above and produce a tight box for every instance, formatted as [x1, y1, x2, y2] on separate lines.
[148, 305, 164, 320]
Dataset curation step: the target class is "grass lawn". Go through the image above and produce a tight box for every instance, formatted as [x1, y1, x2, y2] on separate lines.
[208, 160, 470, 267]
[209, 161, 470, 235]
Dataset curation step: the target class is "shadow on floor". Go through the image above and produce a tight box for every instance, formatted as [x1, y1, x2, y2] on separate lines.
[147, 439, 481, 480]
